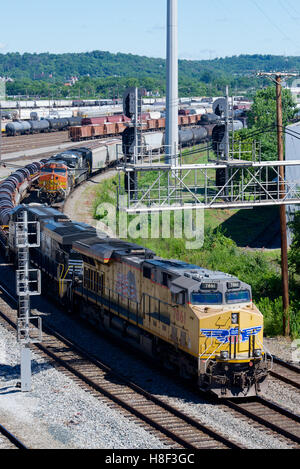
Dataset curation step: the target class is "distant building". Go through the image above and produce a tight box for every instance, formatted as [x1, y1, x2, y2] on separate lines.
[64, 76, 79, 87]
[285, 84, 300, 108]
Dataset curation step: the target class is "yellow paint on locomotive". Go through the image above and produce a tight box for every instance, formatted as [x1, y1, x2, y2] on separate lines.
[193, 304, 264, 363]
[81, 256, 265, 365]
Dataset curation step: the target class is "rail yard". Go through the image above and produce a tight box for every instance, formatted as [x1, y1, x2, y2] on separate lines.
[1, 0, 300, 455]
[0, 120, 299, 450]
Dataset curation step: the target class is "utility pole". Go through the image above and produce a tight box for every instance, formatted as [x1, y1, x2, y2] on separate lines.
[276, 74, 290, 336]
[257, 71, 298, 336]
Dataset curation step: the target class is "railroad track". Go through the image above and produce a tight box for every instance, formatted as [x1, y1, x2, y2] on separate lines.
[0, 285, 242, 450]
[0, 140, 299, 449]
[270, 357, 300, 390]
[225, 397, 300, 447]
[0, 424, 27, 449]
[1, 132, 70, 154]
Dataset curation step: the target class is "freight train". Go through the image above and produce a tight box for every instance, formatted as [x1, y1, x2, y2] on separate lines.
[121, 127, 210, 157]
[38, 120, 225, 204]
[0, 139, 122, 223]
[68, 112, 216, 142]
[1, 203, 271, 398]
[0, 160, 46, 225]
[0, 113, 246, 213]
[38, 140, 121, 203]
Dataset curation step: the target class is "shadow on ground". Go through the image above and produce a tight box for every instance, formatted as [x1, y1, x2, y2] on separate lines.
[218, 206, 281, 249]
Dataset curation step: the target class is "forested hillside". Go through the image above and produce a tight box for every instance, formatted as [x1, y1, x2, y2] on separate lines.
[1, 51, 300, 81]
[2, 51, 300, 98]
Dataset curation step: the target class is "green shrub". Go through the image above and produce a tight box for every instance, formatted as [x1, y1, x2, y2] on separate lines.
[257, 297, 300, 339]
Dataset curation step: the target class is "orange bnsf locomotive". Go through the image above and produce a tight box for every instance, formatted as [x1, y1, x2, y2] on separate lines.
[6, 204, 272, 398]
[38, 161, 71, 203]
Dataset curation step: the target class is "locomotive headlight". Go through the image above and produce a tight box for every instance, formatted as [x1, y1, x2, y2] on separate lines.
[231, 313, 239, 324]
[220, 351, 229, 360]
[254, 349, 262, 358]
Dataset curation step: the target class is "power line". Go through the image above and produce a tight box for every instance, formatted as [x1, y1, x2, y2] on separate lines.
[251, 0, 300, 49]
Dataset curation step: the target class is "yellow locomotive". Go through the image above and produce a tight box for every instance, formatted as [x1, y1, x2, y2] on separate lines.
[72, 236, 271, 398]
[7, 205, 271, 398]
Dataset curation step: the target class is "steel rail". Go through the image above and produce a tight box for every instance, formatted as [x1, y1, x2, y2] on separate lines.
[0, 424, 28, 449]
[225, 397, 300, 445]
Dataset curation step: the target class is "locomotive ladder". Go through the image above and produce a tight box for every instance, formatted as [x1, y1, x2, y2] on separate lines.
[15, 208, 42, 392]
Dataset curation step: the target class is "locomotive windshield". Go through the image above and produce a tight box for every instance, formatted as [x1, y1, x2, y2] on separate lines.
[225, 290, 251, 304]
[41, 167, 52, 173]
[191, 292, 223, 305]
[54, 169, 67, 175]
[191, 289, 251, 305]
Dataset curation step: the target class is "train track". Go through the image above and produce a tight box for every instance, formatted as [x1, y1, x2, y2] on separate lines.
[0, 283, 242, 450]
[225, 397, 300, 446]
[1, 132, 70, 154]
[269, 357, 300, 390]
[0, 278, 300, 449]
[0, 424, 27, 449]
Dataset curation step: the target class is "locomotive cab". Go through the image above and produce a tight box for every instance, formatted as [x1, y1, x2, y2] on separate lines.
[188, 279, 271, 397]
[38, 161, 70, 202]
[138, 259, 271, 398]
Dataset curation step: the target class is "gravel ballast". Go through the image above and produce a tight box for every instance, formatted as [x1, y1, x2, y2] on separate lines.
[0, 323, 169, 449]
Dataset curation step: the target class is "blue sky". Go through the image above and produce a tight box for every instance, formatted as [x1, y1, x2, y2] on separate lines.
[1, 0, 300, 59]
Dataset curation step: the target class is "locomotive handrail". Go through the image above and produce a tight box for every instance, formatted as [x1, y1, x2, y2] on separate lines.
[256, 336, 273, 370]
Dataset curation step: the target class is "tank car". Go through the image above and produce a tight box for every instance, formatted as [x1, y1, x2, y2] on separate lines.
[122, 127, 208, 159]
[179, 127, 208, 146]
[5, 121, 31, 136]
[67, 116, 82, 127]
[0, 161, 42, 226]
[199, 113, 221, 125]
[28, 120, 50, 133]
[46, 118, 69, 131]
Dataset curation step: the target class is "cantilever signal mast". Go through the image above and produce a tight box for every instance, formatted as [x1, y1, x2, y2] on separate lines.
[257, 71, 299, 337]
[166, 0, 179, 165]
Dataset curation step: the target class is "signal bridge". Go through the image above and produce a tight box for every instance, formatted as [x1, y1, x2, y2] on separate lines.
[117, 142, 300, 213]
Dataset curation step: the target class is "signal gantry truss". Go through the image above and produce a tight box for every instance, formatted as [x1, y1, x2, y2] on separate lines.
[118, 157, 300, 213]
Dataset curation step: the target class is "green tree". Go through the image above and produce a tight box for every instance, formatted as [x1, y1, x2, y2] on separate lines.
[246, 86, 296, 161]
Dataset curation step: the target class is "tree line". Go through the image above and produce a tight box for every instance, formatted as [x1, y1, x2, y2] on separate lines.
[3, 51, 294, 99]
